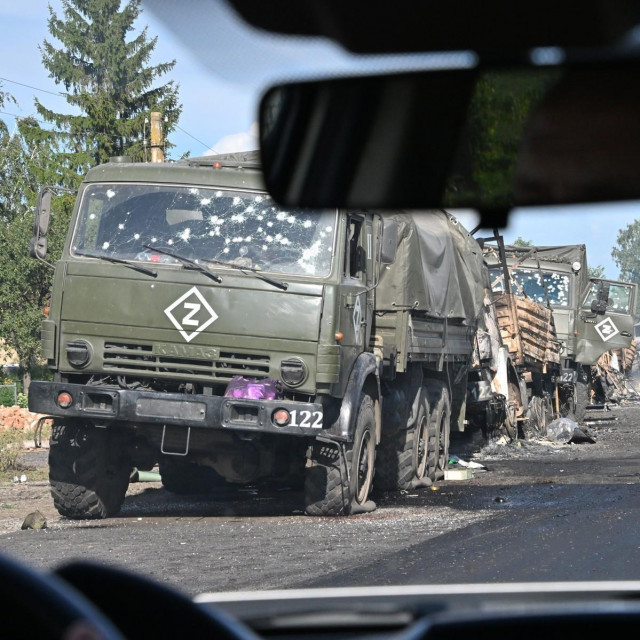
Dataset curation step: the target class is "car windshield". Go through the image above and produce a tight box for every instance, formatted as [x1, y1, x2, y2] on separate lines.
[4, 0, 640, 612]
[72, 184, 336, 277]
[490, 267, 571, 307]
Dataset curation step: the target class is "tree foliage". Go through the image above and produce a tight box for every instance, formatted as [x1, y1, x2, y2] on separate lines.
[1, 2, 181, 390]
[0, 87, 73, 390]
[512, 236, 532, 247]
[587, 265, 605, 279]
[35, 0, 181, 177]
[612, 220, 640, 285]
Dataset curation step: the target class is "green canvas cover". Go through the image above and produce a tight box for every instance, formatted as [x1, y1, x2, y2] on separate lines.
[376, 211, 485, 324]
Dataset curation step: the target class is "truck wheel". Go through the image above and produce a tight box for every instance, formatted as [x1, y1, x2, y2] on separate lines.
[304, 394, 376, 516]
[49, 422, 131, 520]
[573, 381, 589, 423]
[159, 459, 226, 494]
[426, 382, 451, 481]
[376, 389, 434, 491]
[559, 380, 589, 423]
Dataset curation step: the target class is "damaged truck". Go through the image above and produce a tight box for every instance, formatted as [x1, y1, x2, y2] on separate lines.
[28, 152, 486, 518]
[483, 243, 637, 425]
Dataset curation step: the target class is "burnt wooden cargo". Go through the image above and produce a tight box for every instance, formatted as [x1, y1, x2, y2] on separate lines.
[492, 291, 560, 369]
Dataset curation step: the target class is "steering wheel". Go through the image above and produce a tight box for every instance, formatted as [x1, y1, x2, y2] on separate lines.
[55, 561, 260, 639]
[0, 553, 124, 639]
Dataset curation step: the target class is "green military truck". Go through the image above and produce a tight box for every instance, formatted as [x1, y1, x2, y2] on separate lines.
[484, 244, 637, 424]
[29, 152, 485, 518]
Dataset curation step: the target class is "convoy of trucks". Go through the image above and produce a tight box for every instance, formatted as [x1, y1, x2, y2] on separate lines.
[26, 152, 637, 518]
[483, 243, 637, 425]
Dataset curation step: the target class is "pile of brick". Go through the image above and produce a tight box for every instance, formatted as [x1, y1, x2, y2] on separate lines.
[0, 406, 49, 431]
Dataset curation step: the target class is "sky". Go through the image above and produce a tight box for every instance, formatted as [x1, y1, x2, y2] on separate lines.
[1, 0, 639, 279]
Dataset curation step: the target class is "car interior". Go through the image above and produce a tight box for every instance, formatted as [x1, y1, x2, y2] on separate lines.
[3, 0, 640, 637]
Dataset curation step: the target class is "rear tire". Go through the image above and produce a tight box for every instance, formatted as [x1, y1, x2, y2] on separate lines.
[49, 422, 131, 520]
[425, 382, 451, 481]
[573, 381, 589, 423]
[304, 394, 376, 516]
[376, 388, 435, 491]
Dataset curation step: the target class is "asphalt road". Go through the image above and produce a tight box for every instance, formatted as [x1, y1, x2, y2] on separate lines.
[1, 404, 639, 596]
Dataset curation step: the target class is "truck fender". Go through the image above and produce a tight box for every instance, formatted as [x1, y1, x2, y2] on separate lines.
[325, 352, 381, 443]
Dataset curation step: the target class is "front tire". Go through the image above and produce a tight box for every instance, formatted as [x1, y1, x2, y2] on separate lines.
[304, 394, 376, 516]
[49, 422, 131, 520]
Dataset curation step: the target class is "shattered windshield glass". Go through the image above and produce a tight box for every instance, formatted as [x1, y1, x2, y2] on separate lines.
[583, 282, 632, 314]
[72, 184, 336, 277]
[490, 267, 571, 307]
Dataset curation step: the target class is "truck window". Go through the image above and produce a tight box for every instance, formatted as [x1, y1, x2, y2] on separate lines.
[583, 282, 632, 314]
[71, 184, 337, 277]
[489, 267, 571, 307]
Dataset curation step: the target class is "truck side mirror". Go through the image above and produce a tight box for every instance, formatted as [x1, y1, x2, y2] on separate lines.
[590, 281, 610, 314]
[34, 190, 52, 236]
[29, 236, 48, 260]
[380, 219, 398, 264]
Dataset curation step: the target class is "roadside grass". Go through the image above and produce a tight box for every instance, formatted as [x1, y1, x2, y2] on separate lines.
[0, 429, 25, 474]
[0, 426, 50, 483]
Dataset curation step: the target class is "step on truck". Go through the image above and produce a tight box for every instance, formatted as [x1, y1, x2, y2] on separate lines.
[483, 243, 637, 425]
[28, 152, 485, 518]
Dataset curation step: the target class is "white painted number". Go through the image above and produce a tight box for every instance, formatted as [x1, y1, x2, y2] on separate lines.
[290, 410, 323, 428]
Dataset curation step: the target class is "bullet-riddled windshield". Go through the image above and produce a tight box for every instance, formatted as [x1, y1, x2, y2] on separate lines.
[490, 267, 571, 307]
[72, 184, 336, 277]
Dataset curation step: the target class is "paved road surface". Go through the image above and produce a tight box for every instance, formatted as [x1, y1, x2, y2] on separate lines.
[1, 404, 639, 595]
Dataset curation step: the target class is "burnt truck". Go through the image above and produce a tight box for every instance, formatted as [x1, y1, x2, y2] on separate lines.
[28, 152, 485, 518]
[484, 244, 637, 424]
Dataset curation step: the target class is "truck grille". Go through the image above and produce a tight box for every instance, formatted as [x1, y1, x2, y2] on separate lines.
[103, 342, 270, 381]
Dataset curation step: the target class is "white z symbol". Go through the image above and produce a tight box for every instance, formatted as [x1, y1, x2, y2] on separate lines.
[182, 302, 201, 326]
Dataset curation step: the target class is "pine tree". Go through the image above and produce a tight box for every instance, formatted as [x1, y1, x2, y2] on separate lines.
[35, 0, 181, 177]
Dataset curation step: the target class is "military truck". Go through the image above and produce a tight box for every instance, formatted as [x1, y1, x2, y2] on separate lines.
[28, 153, 485, 518]
[484, 244, 637, 424]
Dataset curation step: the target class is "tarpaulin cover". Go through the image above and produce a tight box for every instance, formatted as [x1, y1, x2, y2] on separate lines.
[376, 211, 485, 324]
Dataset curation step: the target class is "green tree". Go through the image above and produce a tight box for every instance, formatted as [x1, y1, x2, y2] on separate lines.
[35, 0, 181, 177]
[513, 236, 532, 247]
[0, 85, 72, 392]
[587, 265, 605, 279]
[612, 219, 640, 284]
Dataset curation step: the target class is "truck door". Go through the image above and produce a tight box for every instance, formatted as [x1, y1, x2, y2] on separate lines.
[339, 214, 369, 354]
[575, 279, 637, 363]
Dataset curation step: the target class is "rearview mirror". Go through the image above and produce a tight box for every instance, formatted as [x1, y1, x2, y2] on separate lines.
[29, 236, 48, 260]
[34, 190, 52, 236]
[590, 281, 611, 314]
[259, 60, 640, 218]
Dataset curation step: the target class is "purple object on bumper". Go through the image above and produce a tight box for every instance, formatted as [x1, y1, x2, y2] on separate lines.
[224, 376, 283, 400]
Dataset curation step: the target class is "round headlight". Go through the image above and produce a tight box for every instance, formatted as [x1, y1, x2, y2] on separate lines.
[66, 340, 92, 368]
[572, 261, 582, 273]
[280, 357, 308, 387]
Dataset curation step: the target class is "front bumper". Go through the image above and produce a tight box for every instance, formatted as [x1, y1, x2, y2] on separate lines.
[28, 381, 325, 437]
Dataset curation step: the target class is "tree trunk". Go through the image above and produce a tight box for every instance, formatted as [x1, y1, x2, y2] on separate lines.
[22, 367, 31, 397]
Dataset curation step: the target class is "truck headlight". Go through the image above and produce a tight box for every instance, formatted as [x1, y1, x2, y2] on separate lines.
[280, 358, 307, 387]
[66, 340, 92, 368]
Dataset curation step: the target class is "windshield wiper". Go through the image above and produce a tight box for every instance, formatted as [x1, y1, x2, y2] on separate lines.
[204, 257, 288, 291]
[142, 245, 222, 283]
[75, 250, 157, 277]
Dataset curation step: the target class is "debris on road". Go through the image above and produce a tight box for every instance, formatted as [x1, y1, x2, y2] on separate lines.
[546, 417, 595, 444]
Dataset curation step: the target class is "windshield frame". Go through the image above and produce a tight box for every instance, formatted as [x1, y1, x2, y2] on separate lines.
[68, 181, 339, 282]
